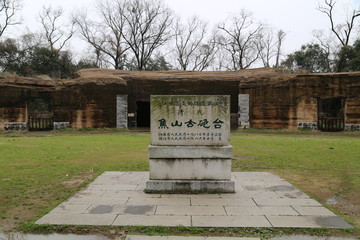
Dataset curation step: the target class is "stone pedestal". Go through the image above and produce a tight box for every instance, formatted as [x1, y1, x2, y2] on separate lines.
[148, 146, 232, 180]
[146, 95, 235, 193]
[146, 146, 235, 192]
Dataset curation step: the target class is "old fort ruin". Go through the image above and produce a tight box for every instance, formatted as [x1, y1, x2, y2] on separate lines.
[1, 68, 360, 132]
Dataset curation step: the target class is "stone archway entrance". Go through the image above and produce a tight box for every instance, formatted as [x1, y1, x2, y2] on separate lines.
[317, 97, 345, 131]
[27, 98, 54, 131]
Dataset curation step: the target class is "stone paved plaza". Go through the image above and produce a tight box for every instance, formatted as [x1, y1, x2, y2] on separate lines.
[36, 172, 353, 228]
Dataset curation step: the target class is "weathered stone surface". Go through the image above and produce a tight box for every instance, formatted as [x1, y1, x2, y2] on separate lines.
[116, 95, 128, 128]
[2, 68, 360, 130]
[253, 198, 322, 207]
[150, 95, 230, 146]
[127, 197, 190, 206]
[112, 215, 191, 226]
[53, 122, 70, 130]
[147, 95, 234, 193]
[238, 94, 250, 128]
[148, 145, 233, 159]
[155, 206, 227, 216]
[36, 171, 352, 229]
[191, 198, 257, 206]
[149, 159, 232, 180]
[36, 213, 117, 225]
[267, 216, 353, 228]
[225, 206, 299, 216]
[192, 216, 271, 227]
[4, 122, 27, 131]
[146, 180, 235, 193]
[239, 72, 360, 130]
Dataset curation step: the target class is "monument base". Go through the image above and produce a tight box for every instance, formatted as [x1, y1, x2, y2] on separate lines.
[146, 180, 235, 193]
[149, 159, 232, 180]
[148, 145, 233, 180]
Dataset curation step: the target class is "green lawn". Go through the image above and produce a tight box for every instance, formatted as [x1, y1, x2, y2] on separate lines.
[0, 130, 359, 237]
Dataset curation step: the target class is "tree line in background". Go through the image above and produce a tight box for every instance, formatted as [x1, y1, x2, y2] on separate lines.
[0, 0, 359, 79]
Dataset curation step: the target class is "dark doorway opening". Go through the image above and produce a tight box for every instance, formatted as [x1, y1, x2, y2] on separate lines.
[136, 101, 150, 127]
[317, 97, 345, 131]
[27, 98, 54, 131]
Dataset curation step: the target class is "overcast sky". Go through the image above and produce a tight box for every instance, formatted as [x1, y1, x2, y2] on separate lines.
[9, 0, 360, 60]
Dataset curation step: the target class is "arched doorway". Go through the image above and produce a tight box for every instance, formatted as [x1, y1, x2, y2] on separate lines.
[317, 97, 345, 131]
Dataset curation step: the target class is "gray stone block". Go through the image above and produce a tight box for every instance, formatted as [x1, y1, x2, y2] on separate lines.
[54, 122, 70, 130]
[253, 198, 323, 207]
[225, 206, 299, 216]
[36, 214, 117, 225]
[267, 216, 353, 228]
[155, 206, 227, 216]
[112, 215, 191, 226]
[146, 180, 235, 193]
[148, 145, 233, 159]
[192, 215, 272, 227]
[4, 122, 28, 131]
[191, 198, 257, 207]
[149, 159, 232, 180]
[127, 197, 190, 206]
[116, 95, 128, 128]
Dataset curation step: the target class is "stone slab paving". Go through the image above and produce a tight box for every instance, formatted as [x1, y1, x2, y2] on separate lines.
[36, 172, 353, 228]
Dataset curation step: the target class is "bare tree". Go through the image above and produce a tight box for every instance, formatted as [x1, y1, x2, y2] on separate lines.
[192, 37, 218, 71]
[218, 10, 263, 70]
[275, 30, 286, 67]
[318, 0, 360, 46]
[120, 0, 173, 70]
[256, 28, 275, 67]
[313, 29, 333, 72]
[173, 16, 217, 71]
[73, 0, 129, 69]
[252, 27, 286, 68]
[38, 5, 74, 51]
[212, 44, 228, 71]
[74, 0, 173, 70]
[0, 0, 21, 38]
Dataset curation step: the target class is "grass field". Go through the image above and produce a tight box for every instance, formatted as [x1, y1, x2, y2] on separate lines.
[0, 130, 359, 238]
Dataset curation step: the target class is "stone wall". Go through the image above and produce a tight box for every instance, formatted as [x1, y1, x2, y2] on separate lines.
[1, 69, 360, 131]
[239, 73, 360, 129]
[0, 85, 53, 130]
[0, 75, 127, 130]
[53, 83, 127, 128]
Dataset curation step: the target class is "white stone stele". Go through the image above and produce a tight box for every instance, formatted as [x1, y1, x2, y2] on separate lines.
[146, 95, 235, 193]
[150, 95, 230, 146]
[116, 95, 128, 128]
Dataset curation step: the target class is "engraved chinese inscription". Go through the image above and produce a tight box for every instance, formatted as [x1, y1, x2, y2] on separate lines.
[151, 95, 230, 146]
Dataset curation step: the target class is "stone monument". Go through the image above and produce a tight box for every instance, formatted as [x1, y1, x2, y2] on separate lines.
[146, 95, 235, 193]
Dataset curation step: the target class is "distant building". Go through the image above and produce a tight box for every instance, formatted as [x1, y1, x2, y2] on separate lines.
[1, 68, 359, 131]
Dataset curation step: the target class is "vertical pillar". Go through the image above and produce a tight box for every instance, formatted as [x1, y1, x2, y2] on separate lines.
[116, 95, 128, 128]
[238, 94, 250, 129]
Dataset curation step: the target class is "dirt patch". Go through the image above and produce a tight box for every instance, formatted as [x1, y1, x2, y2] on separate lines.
[277, 171, 360, 227]
[62, 173, 94, 189]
